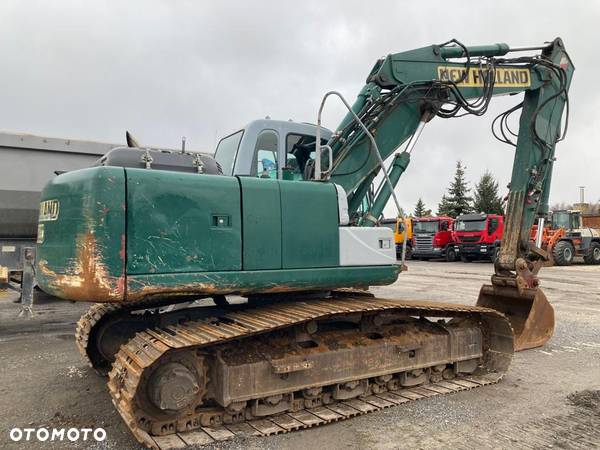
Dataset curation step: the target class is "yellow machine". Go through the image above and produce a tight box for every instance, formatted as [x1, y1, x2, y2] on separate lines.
[396, 217, 413, 259]
[379, 217, 413, 259]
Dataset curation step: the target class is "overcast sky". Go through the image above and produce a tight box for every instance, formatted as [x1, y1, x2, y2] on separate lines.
[0, 0, 598, 215]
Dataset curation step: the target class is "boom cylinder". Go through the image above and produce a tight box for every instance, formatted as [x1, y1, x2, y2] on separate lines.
[439, 43, 509, 59]
[361, 151, 411, 227]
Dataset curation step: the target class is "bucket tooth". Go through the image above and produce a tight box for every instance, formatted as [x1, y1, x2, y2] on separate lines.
[476, 284, 554, 351]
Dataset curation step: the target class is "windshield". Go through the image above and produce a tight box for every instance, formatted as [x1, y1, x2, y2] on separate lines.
[413, 221, 438, 233]
[379, 221, 396, 232]
[552, 212, 571, 230]
[455, 220, 486, 232]
[214, 130, 243, 175]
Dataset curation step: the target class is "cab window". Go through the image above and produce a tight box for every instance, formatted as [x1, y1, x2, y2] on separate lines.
[379, 220, 396, 232]
[286, 133, 328, 180]
[214, 130, 243, 176]
[571, 212, 582, 229]
[253, 130, 278, 178]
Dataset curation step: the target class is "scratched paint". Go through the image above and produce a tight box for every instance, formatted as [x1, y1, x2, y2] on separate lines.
[125, 266, 400, 303]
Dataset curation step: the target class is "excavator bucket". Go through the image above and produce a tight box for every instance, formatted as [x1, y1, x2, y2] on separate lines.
[476, 284, 554, 351]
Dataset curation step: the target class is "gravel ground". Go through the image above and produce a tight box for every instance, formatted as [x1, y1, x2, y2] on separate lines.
[0, 260, 598, 449]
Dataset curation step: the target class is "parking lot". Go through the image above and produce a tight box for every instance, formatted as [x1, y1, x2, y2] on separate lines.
[1, 260, 599, 450]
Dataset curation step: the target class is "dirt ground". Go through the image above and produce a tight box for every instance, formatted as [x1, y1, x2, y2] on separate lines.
[1, 260, 599, 449]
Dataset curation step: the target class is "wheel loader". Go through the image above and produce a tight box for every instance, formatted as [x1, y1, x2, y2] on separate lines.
[533, 210, 600, 266]
[35, 38, 573, 449]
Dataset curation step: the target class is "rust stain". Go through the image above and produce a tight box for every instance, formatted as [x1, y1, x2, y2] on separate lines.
[126, 282, 224, 303]
[117, 234, 126, 297]
[38, 231, 124, 302]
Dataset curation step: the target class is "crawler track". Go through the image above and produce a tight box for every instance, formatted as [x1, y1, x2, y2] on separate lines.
[75, 303, 123, 374]
[104, 296, 513, 449]
[135, 375, 500, 450]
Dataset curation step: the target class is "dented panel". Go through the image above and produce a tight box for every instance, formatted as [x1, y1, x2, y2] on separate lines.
[126, 169, 242, 275]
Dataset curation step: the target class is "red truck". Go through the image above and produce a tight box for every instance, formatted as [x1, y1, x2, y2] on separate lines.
[453, 213, 504, 262]
[411, 216, 457, 261]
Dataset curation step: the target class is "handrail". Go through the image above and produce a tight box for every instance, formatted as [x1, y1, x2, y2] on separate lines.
[315, 90, 409, 267]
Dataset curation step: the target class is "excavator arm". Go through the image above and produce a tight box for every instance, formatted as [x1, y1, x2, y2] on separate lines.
[317, 38, 574, 350]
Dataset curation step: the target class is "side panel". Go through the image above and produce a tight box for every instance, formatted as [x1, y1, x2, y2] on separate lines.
[36, 167, 126, 302]
[126, 170, 241, 275]
[339, 227, 396, 266]
[239, 177, 282, 270]
[280, 181, 339, 269]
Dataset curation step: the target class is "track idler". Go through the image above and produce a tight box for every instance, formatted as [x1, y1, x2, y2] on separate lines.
[476, 258, 555, 351]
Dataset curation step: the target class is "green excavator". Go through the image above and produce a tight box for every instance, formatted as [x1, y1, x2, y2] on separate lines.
[35, 38, 572, 449]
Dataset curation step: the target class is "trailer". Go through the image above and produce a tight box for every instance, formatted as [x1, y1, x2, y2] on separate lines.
[0, 132, 117, 313]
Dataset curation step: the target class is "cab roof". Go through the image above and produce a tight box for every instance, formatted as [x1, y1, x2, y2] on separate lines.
[457, 213, 488, 221]
[457, 213, 503, 221]
[412, 216, 453, 222]
[242, 119, 333, 140]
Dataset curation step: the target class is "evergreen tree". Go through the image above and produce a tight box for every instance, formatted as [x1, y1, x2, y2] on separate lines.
[437, 161, 473, 218]
[437, 194, 453, 217]
[473, 171, 504, 214]
[414, 198, 431, 217]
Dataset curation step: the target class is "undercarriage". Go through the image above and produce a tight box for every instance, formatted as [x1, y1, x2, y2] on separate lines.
[76, 292, 513, 449]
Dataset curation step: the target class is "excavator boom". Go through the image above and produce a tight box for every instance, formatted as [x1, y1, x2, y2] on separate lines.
[315, 38, 573, 350]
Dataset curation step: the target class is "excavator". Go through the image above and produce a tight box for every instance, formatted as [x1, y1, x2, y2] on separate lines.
[35, 38, 572, 449]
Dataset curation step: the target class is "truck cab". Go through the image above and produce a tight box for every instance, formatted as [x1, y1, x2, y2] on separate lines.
[453, 213, 503, 262]
[379, 217, 413, 260]
[411, 216, 456, 261]
[214, 119, 331, 180]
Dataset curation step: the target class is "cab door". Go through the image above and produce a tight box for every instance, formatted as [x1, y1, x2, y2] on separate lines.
[488, 217, 501, 241]
[251, 130, 280, 179]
